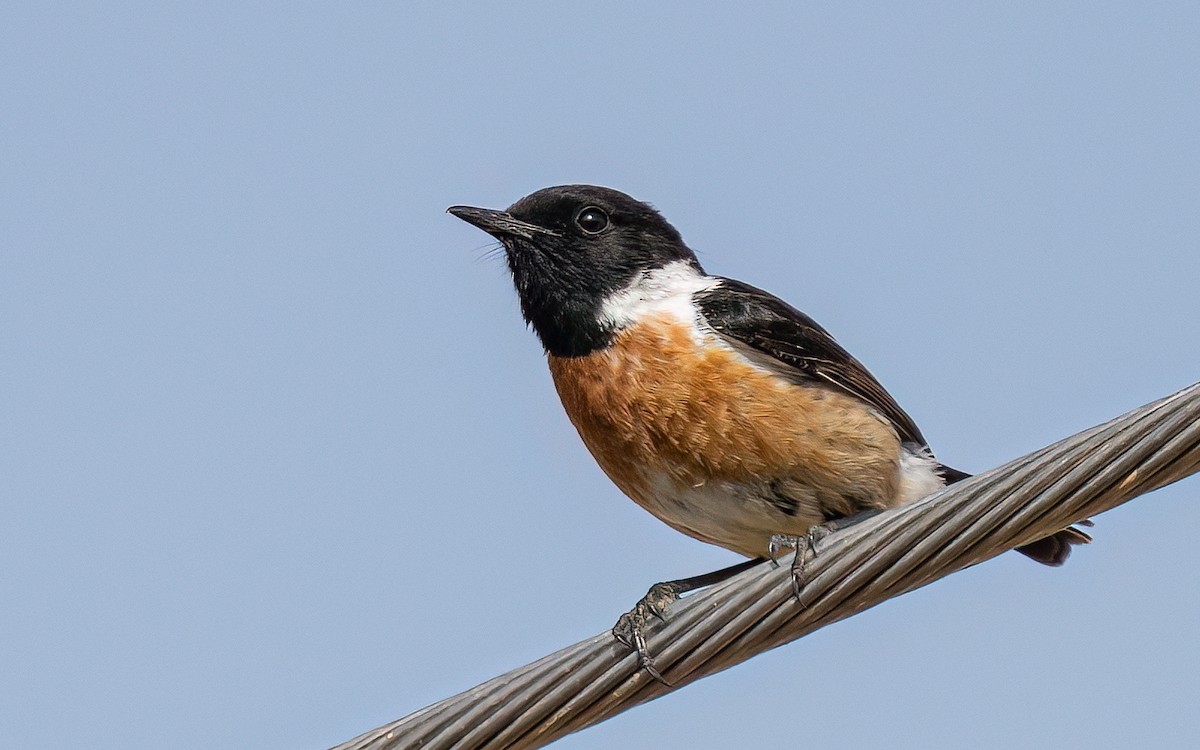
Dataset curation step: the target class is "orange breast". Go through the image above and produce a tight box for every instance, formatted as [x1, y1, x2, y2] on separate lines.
[547, 314, 904, 521]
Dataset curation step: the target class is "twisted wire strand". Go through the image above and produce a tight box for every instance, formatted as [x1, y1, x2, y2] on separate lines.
[332, 381, 1200, 750]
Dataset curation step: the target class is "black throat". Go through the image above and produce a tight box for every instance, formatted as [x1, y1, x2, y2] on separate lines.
[508, 251, 622, 358]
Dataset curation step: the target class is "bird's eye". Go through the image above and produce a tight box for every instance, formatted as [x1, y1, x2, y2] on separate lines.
[575, 206, 610, 235]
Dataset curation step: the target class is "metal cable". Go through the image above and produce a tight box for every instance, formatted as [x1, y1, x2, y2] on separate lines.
[331, 381, 1200, 750]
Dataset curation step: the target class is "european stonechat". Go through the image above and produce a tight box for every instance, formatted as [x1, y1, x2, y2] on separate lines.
[450, 185, 1090, 676]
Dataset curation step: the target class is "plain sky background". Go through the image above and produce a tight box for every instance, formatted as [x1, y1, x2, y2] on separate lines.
[3, 3, 1199, 748]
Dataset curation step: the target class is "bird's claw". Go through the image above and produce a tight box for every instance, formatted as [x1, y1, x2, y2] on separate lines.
[611, 582, 683, 684]
[767, 533, 803, 566]
[768, 523, 831, 604]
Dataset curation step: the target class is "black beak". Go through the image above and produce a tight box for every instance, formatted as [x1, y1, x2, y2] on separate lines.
[447, 205, 559, 240]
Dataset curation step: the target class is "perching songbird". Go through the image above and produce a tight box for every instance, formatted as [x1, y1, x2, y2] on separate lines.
[449, 185, 1090, 674]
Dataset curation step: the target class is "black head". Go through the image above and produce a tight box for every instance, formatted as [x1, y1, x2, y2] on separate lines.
[448, 185, 702, 357]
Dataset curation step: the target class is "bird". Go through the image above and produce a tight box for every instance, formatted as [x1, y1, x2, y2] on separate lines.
[448, 184, 1091, 677]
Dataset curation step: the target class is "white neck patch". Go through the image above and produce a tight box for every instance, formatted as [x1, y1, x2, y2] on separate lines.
[598, 260, 718, 329]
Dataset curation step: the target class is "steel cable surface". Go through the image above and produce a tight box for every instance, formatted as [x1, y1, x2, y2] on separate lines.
[332, 381, 1200, 750]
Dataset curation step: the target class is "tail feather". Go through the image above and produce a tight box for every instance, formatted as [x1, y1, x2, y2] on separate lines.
[1015, 526, 1093, 566]
[937, 463, 1093, 566]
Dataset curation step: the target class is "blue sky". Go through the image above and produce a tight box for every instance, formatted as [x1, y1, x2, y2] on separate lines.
[3, 3, 1198, 748]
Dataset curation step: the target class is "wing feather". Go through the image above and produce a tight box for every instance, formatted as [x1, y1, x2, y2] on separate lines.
[695, 278, 928, 448]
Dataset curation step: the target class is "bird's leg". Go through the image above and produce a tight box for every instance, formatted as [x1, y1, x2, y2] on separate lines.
[612, 557, 765, 684]
[767, 532, 820, 601]
[769, 509, 885, 601]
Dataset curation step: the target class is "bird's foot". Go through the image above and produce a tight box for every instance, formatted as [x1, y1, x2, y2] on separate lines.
[610, 558, 765, 683]
[768, 522, 835, 602]
[611, 581, 684, 685]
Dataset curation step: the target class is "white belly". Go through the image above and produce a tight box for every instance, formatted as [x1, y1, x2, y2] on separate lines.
[632, 446, 946, 558]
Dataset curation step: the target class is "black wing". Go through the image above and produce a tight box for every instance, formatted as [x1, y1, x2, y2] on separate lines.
[695, 277, 928, 448]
